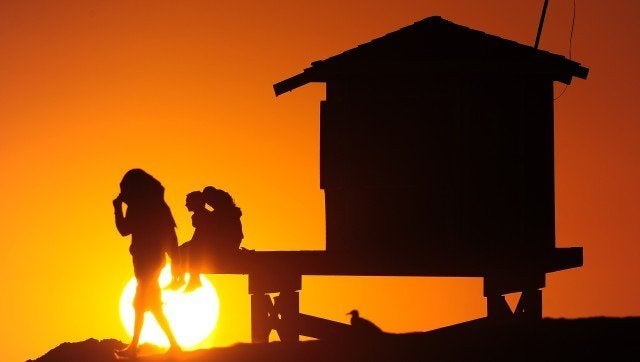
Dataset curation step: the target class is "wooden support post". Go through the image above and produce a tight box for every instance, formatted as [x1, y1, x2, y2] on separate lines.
[484, 270, 546, 321]
[250, 294, 274, 343]
[248, 272, 302, 343]
[273, 291, 300, 342]
[486, 294, 512, 320]
[514, 289, 542, 320]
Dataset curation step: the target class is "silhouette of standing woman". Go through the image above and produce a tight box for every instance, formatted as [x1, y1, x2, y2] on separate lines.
[113, 169, 181, 357]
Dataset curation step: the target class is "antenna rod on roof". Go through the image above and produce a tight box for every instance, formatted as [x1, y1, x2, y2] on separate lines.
[534, 0, 550, 49]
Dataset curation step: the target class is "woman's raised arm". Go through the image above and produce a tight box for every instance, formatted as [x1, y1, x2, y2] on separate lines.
[113, 196, 132, 236]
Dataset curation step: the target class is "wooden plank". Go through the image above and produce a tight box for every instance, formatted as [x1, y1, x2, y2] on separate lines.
[296, 313, 353, 340]
[198, 247, 581, 277]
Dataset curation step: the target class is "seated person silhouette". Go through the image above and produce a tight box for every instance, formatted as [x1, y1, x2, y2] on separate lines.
[173, 186, 244, 292]
[202, 185, 244, 255]
[168, 190, 214, 292]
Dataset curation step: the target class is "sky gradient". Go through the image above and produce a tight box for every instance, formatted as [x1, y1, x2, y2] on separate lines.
[1, 1, 638, 361]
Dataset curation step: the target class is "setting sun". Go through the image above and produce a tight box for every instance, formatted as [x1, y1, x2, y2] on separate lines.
[119, 265, 220, 349]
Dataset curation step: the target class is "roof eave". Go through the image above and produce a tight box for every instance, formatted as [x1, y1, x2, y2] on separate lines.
[274, 69, 322, 96]
[574, 64, 589, 80]
[273, 58, 589, 94]
[555, 62, 589, 85]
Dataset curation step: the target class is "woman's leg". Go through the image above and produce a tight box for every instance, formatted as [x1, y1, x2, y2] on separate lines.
[166, 243, 188, 290]
[129, 308, 144, 348]
[115, 296, 145, 356]
[184, 246, 203, 292]
[151, 307, 181, 351]
[184, 271, 202, 292]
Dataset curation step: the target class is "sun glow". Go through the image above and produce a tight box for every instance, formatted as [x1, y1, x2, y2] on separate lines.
[119, 265, 220, 349]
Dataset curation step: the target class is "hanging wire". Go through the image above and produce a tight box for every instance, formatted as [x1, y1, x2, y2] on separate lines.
[555, 0, 577, 101]
[568, 0, 576, 60]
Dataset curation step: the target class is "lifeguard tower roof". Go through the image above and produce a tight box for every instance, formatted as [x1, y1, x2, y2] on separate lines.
[274, 16, 588, 96]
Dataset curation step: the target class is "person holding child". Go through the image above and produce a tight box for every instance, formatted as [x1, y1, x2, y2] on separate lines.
[175, 186, 244, 292]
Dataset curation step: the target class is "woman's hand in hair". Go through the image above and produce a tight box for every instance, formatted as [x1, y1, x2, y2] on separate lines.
[113, 194, 123, 209]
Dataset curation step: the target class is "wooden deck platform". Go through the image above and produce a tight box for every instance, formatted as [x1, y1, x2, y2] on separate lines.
[197, 247, 582, 342]
[201, 247, 582, 278]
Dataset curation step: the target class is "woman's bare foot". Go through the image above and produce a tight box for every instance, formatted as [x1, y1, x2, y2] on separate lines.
[165, 344, 182, 355]
[114, 346, 138, 358]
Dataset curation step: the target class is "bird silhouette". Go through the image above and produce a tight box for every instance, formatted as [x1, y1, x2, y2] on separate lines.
[347, 309, 383, 335]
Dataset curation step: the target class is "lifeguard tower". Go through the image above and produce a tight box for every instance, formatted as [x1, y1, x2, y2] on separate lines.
[209, 16, 588, 342]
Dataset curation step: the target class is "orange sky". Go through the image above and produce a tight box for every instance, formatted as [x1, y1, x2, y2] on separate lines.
[1, 1, 638, 361]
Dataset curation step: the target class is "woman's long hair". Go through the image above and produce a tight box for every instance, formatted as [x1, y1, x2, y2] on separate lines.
[120, 168, 176, 227]
[203, 186, 241, 215]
